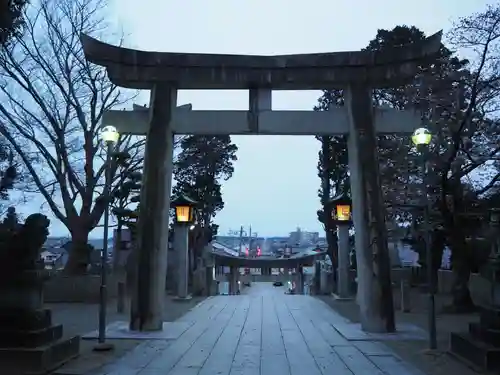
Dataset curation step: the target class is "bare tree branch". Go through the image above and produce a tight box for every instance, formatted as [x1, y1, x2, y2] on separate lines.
[0, 0, 141, 273]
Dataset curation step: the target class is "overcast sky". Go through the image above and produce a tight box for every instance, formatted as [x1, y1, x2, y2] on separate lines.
[17, 0, 492, 238]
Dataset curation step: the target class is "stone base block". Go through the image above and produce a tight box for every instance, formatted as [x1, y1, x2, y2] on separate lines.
[0, 335, 80, 375]
[450, 332, 500, 371]
[0, 324, 63, 348]
[0, 309, 52, 331]
[469, 322, 500, 346]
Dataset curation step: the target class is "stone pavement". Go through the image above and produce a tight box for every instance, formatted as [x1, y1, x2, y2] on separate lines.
[317, 289, 481, 375]
[90, 283, 426, 375]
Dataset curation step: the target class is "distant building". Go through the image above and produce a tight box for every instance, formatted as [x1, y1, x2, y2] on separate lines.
[41, 237, 70, 269]
[41, 236, 113, 270]
[302, 231, 319, 245]
[288, 228, 320, 247]
[41, 250, 65, 269]
[288, 227, 302, 245]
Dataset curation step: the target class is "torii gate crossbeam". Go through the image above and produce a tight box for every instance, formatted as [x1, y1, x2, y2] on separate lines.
[104, 105, 420, 136]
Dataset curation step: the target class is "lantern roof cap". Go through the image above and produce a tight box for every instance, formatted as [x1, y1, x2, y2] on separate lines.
[328, 193, 352, 205]
[171, 194, 198, 207]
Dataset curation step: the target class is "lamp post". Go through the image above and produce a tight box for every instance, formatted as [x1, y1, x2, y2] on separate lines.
[412, 127, 437, 350]
[94, 125, 119, 351]
[172, 195, 197, 300]
[328, 193, 353, 299]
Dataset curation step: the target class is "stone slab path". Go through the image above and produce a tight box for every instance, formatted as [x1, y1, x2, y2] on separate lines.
[91, 284, 427, 375]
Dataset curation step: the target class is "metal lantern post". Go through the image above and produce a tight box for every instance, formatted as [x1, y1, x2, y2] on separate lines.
[328, 193, 353, 299]
[412, 127, 437, 350]
[172, 195, 198, 300]
[94, 125, 120, 351]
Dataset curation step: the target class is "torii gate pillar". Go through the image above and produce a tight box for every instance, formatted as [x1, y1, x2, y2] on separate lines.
[346, 86, 393, 332]
[130, 86, 177, 331]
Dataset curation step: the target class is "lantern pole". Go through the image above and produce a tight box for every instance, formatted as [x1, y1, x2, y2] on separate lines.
[413, 127, 437, 350]
[329, 194, 353, 300]
[94, 126, 119, 352]
[336, 223, 351, 299]
[173, 222, 190, 300]
[172, 195, 197, 301]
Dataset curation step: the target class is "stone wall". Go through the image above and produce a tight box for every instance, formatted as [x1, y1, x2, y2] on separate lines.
[469, 273, 492, 306]
[437, 269, 495, 306]
[437, 269, 454, 294]
[44, 273, 120, 303]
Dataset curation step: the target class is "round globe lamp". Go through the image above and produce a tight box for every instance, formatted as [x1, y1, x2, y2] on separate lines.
[100, 125, 120, 145]
[411, 127, 432, 146]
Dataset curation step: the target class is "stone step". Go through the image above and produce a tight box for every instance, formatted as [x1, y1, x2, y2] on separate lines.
[450, 332, 500, 371]
[0, 324, 63, 348]
[0, 335, 80, 375]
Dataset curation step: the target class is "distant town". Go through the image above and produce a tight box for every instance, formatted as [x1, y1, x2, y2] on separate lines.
[216, 227, 325, 257]
[39, 227, 325, 271]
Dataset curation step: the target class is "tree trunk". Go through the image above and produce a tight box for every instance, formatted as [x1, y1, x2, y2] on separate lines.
[63, 226, 91, 275]
[326, 225, 338, 288]
[430, 229, 445, 291]
[440, 188, 475, 312]
[188, 246, 194, 293]
[450, 227, 475, 312]
[113, 224, 122, 271]
[320, 136, 335, 290]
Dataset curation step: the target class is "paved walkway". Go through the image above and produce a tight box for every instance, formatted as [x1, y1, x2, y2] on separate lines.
[93, 284, 426, 375]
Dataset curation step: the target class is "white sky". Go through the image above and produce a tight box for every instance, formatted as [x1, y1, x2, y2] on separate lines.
[17, 0, 493, 238]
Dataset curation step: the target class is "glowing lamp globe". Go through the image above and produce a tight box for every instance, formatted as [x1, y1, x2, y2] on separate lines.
[412, 127, 432, 146]
[171, 195, 198, 224]
[100, 125, 120, 144]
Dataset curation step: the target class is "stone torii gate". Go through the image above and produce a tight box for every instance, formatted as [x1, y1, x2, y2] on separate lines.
[81, 32, 442, 333]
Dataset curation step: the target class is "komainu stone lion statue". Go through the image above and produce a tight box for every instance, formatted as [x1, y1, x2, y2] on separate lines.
[0, 208, 50, 273]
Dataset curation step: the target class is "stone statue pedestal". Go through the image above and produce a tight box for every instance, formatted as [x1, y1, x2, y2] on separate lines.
[450, 262, 500, 371]
[0, 270, 80, 374]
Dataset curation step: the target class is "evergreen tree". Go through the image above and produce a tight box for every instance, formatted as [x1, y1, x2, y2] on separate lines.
[314, 91, 349, 271]
[173, 135, 237, 276]
[173, 135, 237, 229]
[0, 0, 27, 45]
